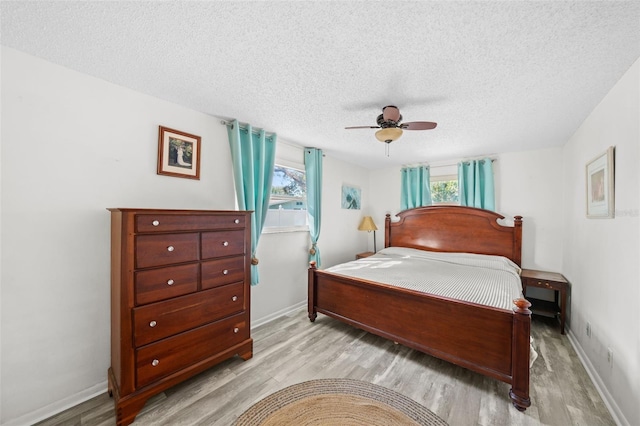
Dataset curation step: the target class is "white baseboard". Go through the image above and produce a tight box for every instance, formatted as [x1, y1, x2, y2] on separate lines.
[566, 328, 628, 426]
[2, 381, 107, 426]
[2, 301, 305, 426]
[252, 300, 306, 329]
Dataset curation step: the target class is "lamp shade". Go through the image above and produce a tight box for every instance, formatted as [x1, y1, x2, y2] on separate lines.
[358, 216, 378, 232]
[375, 127, 403, 143]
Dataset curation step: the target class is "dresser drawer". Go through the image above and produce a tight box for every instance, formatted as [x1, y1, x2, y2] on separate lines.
[135, 313, 249, 388]
[201, 230, 245, 259]
[135, 233, 199, 269]
[133, 282, 245, 347]
[202, 256, 245, 290]
[136, 214, 246, 233]
[135, 264, 199, 305]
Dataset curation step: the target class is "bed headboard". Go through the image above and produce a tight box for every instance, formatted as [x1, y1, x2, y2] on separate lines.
[384, 206, 523, 266]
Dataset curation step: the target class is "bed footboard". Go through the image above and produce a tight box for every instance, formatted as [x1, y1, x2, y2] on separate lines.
[308, 261, 318, 322]
[308, 262, 531, 411]
[510, 298, 532, 411]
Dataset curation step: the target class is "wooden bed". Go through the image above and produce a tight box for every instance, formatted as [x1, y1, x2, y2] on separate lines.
[308, 205, 532, 411]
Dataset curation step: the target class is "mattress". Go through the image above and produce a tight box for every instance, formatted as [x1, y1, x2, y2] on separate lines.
[325, 246, 524, 311]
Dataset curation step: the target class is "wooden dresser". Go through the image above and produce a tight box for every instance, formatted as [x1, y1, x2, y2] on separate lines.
[107, 208, 253, 426]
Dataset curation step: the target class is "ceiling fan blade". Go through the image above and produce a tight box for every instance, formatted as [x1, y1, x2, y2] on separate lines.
[400, 121, 437, 130]
[382, 105, 401, 122]
[345, 126, 381, 129]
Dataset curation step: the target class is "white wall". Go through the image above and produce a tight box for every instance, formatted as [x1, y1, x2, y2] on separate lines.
[561, 58, 639, 426]
[0, 51, 4, 423]
[0, 46, 234, 424]
[250, 141, 310, 325]
[0, 47, 369, 425]
[251, 146, 370, 325]
[368, 166, 401, 250]
[497, 147, 564, 271]
[3, 43, 637, 426]
[319, 155, 371, 267]
[368, 149, 565, 273]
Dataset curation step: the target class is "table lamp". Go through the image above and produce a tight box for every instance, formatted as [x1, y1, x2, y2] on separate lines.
[358, 216, 378, 253]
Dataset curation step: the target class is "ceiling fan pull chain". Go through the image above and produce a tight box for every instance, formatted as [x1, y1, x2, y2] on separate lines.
[385, 142, 390, 157]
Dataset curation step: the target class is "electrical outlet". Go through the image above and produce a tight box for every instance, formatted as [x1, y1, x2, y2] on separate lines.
[607, 348, 613, 366]
[586, 322, 591, 337]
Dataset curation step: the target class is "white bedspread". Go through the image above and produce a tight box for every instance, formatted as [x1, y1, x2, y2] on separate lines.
[326, 247, 524, 311]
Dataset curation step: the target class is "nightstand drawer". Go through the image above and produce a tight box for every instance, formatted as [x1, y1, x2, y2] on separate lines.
[520, 268, 570, 334]
[522, 277, 561, 291]
[356, 251, 375, 259]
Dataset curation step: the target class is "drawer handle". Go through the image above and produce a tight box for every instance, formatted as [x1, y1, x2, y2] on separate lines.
[152, 359, 159, 367]
[232, 295, 238, 302]
[152, 220, 160, 226]
[167, 279, 174, 286]
[223, 269, 229, 275]
[233, 327, 239, 334]
[149, 320, 157, 328]
[234, 219, 240, 224]
[167, 246, 174, 252]
[223, 241, 229, 247]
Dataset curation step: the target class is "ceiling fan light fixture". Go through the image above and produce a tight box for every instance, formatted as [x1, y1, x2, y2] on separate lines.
[375, 127, 403, 143]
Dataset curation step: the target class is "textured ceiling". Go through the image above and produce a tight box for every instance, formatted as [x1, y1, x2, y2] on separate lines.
[2, 1, 639, 169]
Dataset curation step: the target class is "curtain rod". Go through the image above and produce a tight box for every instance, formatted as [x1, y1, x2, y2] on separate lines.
[403, 158, 496, 169]
[221, 120, 324, 154]
[433, 158, 495, 168]
[220, 119, 276, 138]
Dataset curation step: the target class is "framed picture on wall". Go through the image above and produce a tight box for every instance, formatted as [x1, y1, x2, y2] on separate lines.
[586, 146, 615, 218]
[341, 185, 361, 210]
[157, 126, 201, 179]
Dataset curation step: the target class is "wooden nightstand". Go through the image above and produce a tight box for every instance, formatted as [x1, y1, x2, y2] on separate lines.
[520, 269, 569, 334]
[356, 251, 375, 259]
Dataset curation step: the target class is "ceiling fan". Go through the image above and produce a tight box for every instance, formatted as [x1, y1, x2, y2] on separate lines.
[345, 105, 437, 144]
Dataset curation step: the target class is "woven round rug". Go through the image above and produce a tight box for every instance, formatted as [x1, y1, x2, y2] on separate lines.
[233, 378, 448, 426]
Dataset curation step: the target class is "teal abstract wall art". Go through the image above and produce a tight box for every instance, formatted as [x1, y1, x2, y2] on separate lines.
[341, 185, 361, 210]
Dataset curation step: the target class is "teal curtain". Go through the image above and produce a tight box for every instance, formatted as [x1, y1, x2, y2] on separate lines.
[458, 158, 495, 211]
[227, 120, 276, 285]
[304, 148, 323, 267]
[400, 166, 432, 210]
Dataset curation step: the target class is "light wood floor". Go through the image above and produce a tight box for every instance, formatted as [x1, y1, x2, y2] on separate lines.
[36, 308, 615, 426]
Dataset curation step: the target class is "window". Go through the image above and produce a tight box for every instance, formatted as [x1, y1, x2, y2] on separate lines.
[264, 164, 308, 231]
[430, 174, 459, 205]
